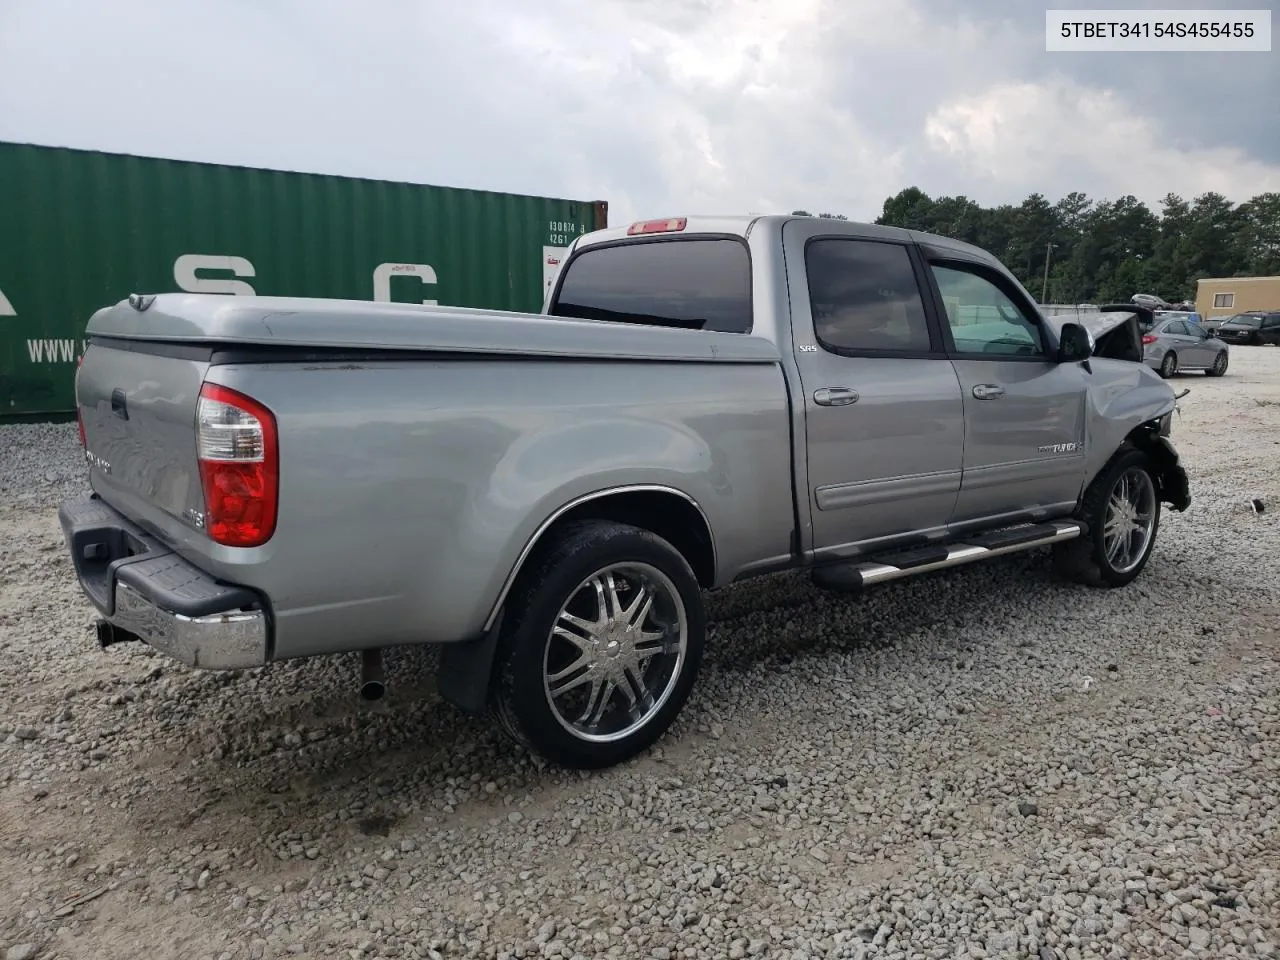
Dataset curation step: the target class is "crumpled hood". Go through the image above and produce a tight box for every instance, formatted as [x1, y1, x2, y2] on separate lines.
[1042, 309, 1134, 341]
[1042, 306, 1148, 363]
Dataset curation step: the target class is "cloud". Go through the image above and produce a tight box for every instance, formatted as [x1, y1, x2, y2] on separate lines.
[0, 0, 1274, 228]
[912, 0, 1280, 163]
[922, 78, 1280, 204]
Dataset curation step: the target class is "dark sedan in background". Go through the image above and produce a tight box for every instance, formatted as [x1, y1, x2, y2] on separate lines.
[1214, 312, 1280, 346]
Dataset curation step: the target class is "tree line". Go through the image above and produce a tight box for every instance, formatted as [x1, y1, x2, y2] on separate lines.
[794, 188, 1280, 305]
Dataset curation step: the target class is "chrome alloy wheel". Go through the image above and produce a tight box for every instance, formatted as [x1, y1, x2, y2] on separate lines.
[1103, 467, 1157, 574]
[542, 562, 688, 744]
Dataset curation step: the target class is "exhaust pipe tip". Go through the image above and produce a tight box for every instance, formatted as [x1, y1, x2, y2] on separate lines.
[359, 648, 387, 702]
[97, 619, 141, 650]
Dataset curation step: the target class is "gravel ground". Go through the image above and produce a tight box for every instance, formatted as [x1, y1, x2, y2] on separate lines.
[2, 351, 1279, 960]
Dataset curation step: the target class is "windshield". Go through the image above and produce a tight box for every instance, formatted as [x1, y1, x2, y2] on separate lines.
[1230, 316, 1263, 328]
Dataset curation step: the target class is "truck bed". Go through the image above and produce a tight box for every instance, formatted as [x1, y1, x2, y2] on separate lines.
[74, 294, 795, 663]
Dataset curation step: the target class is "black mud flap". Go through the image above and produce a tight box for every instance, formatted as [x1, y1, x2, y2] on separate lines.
[436, 610, 504, 715]
[1141, 435, 1191, 512]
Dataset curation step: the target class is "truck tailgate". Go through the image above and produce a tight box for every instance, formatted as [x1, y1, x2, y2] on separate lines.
[77, 340, 210, 545]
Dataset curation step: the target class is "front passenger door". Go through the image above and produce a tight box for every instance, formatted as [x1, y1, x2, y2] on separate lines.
[926, 259, 1089, 527]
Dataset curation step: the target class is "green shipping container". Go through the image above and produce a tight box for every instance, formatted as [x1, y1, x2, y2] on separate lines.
[0, 141, 608, 420]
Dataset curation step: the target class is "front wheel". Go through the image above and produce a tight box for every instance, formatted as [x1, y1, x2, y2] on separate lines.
[1053, 447, 1161, 588]
[493, 520, 706, 770]
[1206, 350, 1228, 377]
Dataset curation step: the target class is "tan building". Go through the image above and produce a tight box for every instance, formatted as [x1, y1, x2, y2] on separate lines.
[1195, 275, 1280, 319]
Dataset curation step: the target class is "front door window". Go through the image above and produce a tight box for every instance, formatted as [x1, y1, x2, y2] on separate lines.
[931, 265, 1045, 358]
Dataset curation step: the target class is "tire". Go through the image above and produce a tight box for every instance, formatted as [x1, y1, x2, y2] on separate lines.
[1158, 351, 1177, 378]
[1206, 350, 1228, 377]
[1053, 446, 1161, 589]
[492, 519, 706, 770]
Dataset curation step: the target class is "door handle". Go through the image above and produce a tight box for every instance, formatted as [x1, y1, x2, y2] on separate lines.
[813, 387, 859, 406]
[972, 384, 1005, 400]
[110, 389, 129, 420]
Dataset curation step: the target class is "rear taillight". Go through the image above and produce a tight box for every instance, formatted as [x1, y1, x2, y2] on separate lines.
[1141, 335, 1157, 345]
[196, 383, 278, 548]
[75, 354, 86, 448]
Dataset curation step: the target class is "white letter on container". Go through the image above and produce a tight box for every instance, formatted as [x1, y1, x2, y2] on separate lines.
[174, 254, 257, 296]
[373, 263, 438, 304]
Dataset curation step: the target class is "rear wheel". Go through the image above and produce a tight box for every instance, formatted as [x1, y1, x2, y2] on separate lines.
[1206, 350, 1228, 377]
[492, 520, 706, 770]
[1053, 447, 1161, 588]
[1158, 351, 1178, 378]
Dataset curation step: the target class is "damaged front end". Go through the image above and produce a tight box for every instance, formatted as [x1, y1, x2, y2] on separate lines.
[1043, 303, 1152, 363]
[1131, 384, 1191, 512]
[1046, 305, 1193, 513]
[1135, 420, 1192, 512]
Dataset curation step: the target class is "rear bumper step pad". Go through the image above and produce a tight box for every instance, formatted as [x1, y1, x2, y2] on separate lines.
[57, 493, 271, 669]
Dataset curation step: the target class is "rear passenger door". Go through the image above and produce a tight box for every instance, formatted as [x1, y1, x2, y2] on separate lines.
[783, 221, 965, 559]
[1180, 320, 1215, 366]
[1162, 321, 1196, 365]
[920, 254, 1088, 527]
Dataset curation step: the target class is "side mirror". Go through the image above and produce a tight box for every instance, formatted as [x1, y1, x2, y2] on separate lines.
[1057, 322, 1093, 363]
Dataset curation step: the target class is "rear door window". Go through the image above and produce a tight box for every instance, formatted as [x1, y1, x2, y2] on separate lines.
[550, 238, 752, 333]
[804, 238, 935, 354]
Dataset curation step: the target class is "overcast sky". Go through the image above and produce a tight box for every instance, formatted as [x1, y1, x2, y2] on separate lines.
[1, 0, 1276, 225]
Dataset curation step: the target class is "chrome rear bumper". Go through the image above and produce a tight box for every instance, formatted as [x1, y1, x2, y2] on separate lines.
[110, 580, 268, 668]
[58, 493, 270, 669]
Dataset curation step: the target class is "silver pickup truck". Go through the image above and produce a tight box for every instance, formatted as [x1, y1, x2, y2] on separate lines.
[59, 214, 1190, 770]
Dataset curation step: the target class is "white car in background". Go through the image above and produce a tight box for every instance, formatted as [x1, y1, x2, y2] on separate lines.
[1131, 293, 1168, 311]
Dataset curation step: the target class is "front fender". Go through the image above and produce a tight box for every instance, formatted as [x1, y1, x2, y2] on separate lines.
[1081, 358, 1177, 487]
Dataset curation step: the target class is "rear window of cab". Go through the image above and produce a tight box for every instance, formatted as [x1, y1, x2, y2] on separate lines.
[550, 238, 752, 334]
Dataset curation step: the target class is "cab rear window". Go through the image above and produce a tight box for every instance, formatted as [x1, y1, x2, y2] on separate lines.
[550, 238, 752, 333]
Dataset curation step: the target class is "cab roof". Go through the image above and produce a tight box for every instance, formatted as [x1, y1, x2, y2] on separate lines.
[574, 214, 1005, 270]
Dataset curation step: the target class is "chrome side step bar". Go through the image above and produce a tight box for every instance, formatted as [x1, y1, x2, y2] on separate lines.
[811, 521, 1084, 592]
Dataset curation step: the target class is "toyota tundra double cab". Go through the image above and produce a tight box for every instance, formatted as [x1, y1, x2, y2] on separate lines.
[60, 214, 1190, 769]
